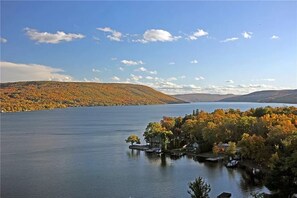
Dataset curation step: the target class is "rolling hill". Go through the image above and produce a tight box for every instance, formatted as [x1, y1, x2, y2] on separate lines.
[173, 93, 237, 102]
[0, 81, 184, 112]
[220, 89, 297, 104]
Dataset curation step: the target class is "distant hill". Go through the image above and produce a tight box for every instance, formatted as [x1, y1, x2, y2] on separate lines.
[220, 89, 297, 104]
[173, 93, 237, 102]
[0, 81, 184, 112]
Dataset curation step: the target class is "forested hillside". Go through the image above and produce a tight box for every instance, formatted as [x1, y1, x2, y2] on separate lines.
[221, 89, 297, 104]
[0, 81, 183, 112]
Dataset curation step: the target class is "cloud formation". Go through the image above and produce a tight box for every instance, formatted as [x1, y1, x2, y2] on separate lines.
[135, 67, 147, 72]
[130, 74, 143, 81]
[271, 35, 279, 39]
[112, 76, 120, 81]
[167, 77, 177, 81]
[188, 29, 208, 40]
[252, 78, 276, 82]
[84, 77, 100, 82]
[97, 27, 122, 41]
[0, 37, 7, 43]
[190, 60, 198, 64]
[145, 76, 154, 80]
[221, 37, 239, 43]
[133, 29, 181, 43]
[1, 61, 73, 82]
[149, 70, 157, 75]
[242, 31, 253, 39]
[92, 68, 100, 73]
[24, 28, 85, 44]
[195, 76, 205, 80]
[121, 59, 144, 66]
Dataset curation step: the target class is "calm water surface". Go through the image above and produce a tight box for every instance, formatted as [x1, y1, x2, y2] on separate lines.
[2, 102, 295, 198]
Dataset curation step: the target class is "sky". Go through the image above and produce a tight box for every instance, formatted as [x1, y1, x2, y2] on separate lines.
[1, 1, 297, 95]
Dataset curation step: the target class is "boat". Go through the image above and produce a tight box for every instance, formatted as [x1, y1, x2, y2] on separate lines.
[155, 148, 162, 154]
[205, 156, 224, 162]
[226, 160, 239, 168]
[145, 148, 161, 154]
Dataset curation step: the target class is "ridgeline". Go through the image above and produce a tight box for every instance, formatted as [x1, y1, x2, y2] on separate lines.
[0, 81, 184, 112]
[220, 89, 297, 104]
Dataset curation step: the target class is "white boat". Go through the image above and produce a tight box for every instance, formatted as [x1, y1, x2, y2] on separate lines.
[226, 160, 239, 168]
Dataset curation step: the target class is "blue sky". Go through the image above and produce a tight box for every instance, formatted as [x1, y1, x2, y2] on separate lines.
[1, 1, 297, 94]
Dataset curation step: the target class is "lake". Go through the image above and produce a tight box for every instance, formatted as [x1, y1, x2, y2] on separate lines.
[1, 102, 295, 198]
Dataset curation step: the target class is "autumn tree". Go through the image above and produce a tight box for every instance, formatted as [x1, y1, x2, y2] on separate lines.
[238, 133, 268, 164]
[212, 143, 220, 156]
[266, 151, 297, 197]
[143, 122, 173, 150]
[125, 134, 141, 145]
[226, 141, 237, 156]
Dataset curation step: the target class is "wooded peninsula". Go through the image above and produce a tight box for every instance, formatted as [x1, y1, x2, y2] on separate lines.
[128, 106, 297, 197]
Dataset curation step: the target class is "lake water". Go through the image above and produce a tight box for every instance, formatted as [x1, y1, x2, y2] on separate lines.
[1, 102, 295, 198]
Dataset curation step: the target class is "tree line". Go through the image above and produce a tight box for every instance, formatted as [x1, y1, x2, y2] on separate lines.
[139, 106, 297, 197]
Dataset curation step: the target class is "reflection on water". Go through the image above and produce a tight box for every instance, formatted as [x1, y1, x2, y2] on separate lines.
[2, 103, 282, 198]
[142, 152, 267, 194]
[126, 149, 140, 159]
[239, 171, 265, 191]
[160, 154, 167, 167]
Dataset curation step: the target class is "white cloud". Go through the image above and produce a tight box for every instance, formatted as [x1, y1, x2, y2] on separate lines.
[24, 27, 85, 44]
[0, 37, 7, 43]
[112, 76, 120, 81]
[188, 29, 208, 40]
[262, 78, 275, 82]
[132, 39, 148, 44]
[154, 81, 203, 94]
[134, 67, 157, 76]
[84, 77, 100, 82]
[97, 27, 113, 32]
[169, 62, 175, 65]
[119, 67, 124, 71]
[199, 84, 286, 95]
[195, 76, 205, 80]
[179, 75, 186, 79]
[252, 78, 276, 82]
[0, 61, 73, 82]
[121, 59, 144, 66]
[149, 70, 157, 75]
[271, 35, 279, 39]
[115, 73, 288, 95]
[97, 27, 122, 42]
[146, 76, 154, 80]
[220, 37, 239, 43]
[226, 80, 234, 83]
[242, 31, 253, 39]
[156, 81, 182, 90]
[92, 68, 100, 73]
[167, 77, 177, 81]
[135, 67, 147, 72]
[133, 29, 181, 43]
[130, 74, 143, 81]
[111, 57, 118, 61]
[190, 60, 198, 64]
